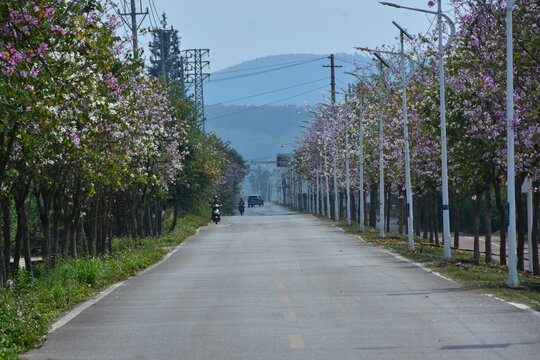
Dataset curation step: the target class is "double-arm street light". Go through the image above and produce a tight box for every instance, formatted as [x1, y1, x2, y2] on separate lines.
[380, 0, 455, 260]
[357, 21, 417, 250]
[345, 73, 376, 233]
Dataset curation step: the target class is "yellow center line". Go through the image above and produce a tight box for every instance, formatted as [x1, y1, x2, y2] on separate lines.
[284, 311, 296, 321]
[276, 282, 286, 289]
[289, 334, 305, 349]
[273, 272, 280, 277]
[280, 295, 290, 303]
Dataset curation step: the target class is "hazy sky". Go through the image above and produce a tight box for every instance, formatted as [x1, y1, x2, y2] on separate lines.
[135, 0, 454, 72]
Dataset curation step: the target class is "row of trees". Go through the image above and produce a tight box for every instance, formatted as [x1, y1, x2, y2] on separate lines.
[291, 0, 538, 272]
[0, 0, 247, 286]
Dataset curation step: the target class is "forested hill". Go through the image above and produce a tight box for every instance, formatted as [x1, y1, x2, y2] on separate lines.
[203, 53, 366, 161]
[204, 104, 307, 162]
[205, 53, 365, 107]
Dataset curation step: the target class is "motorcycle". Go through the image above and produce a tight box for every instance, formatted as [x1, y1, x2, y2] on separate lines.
[212, 203, 221, 224]
[238, 203, 245, 216]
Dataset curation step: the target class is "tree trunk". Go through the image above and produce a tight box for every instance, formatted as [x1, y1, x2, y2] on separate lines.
[428, 194, 434, 243]
[369, 187, 377, 227]
[363, 190, 368, 226]
[34, 188, 52, 267]
[0, 234, 5, 286]
[96, 207, 104, 255]
[531, 182, 539, 275]
[51, 193, 62, 266]
[107, 216, 113, 254]
[434, 192, 439, 245]
[494, 178, 506, 265]
[423, 195, 429, 240]
[386, 184, 391, 233]
[516, 174, 526, 271]
[21, 205, 32, 274]
[398, 194, 403, 234]
[484, 186, 493, 264]
[79, 221, 88, 255]
[1, 197, 11, 279]
[156, 198, 162, 236]
[87, 198, 98, 255]
[13, 182, 32, 273]
[474, 190, 483, 263]
[452, 191, 460, 249]
[413, 194, 420, 236]
[0, 203, 6, 285]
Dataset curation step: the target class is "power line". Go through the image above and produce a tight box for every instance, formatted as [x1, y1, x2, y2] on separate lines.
[206, 85, 328, 121]
[212, 57, 326, 75]
[213, 78, 328, 105]
[149, 0, 160, 26]
[334, 57, 357, 65]
[209, 57, 326, 83]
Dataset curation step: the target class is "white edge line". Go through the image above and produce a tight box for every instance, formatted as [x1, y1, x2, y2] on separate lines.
[353, 234, 540, 316]
[49, 227, 201, 333]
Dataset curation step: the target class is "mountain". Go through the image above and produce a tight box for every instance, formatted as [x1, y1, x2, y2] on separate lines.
[205, 103, 308, 162]
[205, 53, 367, 107]
[202, 53, 368, 163]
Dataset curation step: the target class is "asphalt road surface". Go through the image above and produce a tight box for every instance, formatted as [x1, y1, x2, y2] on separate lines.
[24, 203, 540, 360]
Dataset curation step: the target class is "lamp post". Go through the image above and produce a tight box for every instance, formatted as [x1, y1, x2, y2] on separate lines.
[393, 21, 416, 251]
[346, 73, 371, 233]
[380, 0, 455, 259]
[505, 0, 518, 287]
[338, 89, 353, 226]
[353, 51, 390, 238]
[323, 121, 332, 219]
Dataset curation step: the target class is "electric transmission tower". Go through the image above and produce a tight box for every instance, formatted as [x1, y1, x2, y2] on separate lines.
[182, 49, 210, 131]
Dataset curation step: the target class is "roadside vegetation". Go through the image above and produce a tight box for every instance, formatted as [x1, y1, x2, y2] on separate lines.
[0, 213, 208, 360]
[332, 220, 540, 312]
[290, 0, 539, 276]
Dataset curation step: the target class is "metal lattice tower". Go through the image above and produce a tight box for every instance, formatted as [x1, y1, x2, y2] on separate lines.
[182, 49, 210, 130]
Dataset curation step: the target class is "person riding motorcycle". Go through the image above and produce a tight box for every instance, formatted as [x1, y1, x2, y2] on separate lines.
[238, 198, 245, 216]
[211, 196, 222, 224]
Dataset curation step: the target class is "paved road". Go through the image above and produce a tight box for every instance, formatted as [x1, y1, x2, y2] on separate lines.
[25, 204, 540, 359]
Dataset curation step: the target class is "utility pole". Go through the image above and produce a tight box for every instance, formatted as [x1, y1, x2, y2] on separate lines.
[323, 54, 342, 103]
[119, 0, 148, 59]
[323, 54, 342, 221]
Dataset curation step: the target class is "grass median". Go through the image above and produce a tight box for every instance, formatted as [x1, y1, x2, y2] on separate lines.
[0, 214, 208, 360]
[328, 217, 540, 312]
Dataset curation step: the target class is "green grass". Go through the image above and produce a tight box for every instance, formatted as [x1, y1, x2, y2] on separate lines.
[0, 213, 208, 360]
[332, 219, 540, 311]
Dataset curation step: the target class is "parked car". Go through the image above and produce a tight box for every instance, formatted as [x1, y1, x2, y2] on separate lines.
[247, 195, 264, 207]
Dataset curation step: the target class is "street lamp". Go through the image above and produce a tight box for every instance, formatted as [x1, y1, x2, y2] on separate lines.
[505, 0, 518, 287]
[381, 0, 455, 259]
[337, 89, 353, 226]
[345, 72, 373, 233]
[393, 21, 416, 252]
[354, 50, 391, 238]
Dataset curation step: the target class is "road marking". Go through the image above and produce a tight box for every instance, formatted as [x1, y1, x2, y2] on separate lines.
[289, 334, 305, 349]
[271, 261, 277, 265]
[273, 272, 280, 277]
[276, 282, 286, 289]
[285, 311, 296, 321]
[280, 295, 290, 303]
